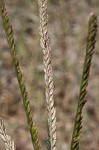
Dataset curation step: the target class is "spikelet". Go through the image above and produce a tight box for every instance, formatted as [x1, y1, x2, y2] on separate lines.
[38, 1, 57, 150]
[0, 118, 15, 150]
[0, 1, 41, 150]
[71, 13, 98, 150]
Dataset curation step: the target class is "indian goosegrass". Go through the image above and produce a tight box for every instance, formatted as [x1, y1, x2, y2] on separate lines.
[0, 0, 41, 150]
[70, 13, 97, 150]
[38, 0, 56, 150]
[0, 118, 15, 150]
[0, 0, 98, 150]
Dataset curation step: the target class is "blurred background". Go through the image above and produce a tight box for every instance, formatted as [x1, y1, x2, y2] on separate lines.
[0, 0, 99, 149]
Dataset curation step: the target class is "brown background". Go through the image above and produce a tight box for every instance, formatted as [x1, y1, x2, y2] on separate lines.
[0, 0, 99, 149]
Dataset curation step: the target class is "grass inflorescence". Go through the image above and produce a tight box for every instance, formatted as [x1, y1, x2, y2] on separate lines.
[0, 0, 98, 150]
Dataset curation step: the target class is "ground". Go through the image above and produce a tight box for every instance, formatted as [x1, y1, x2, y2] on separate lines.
[0, 0, 99, 150]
